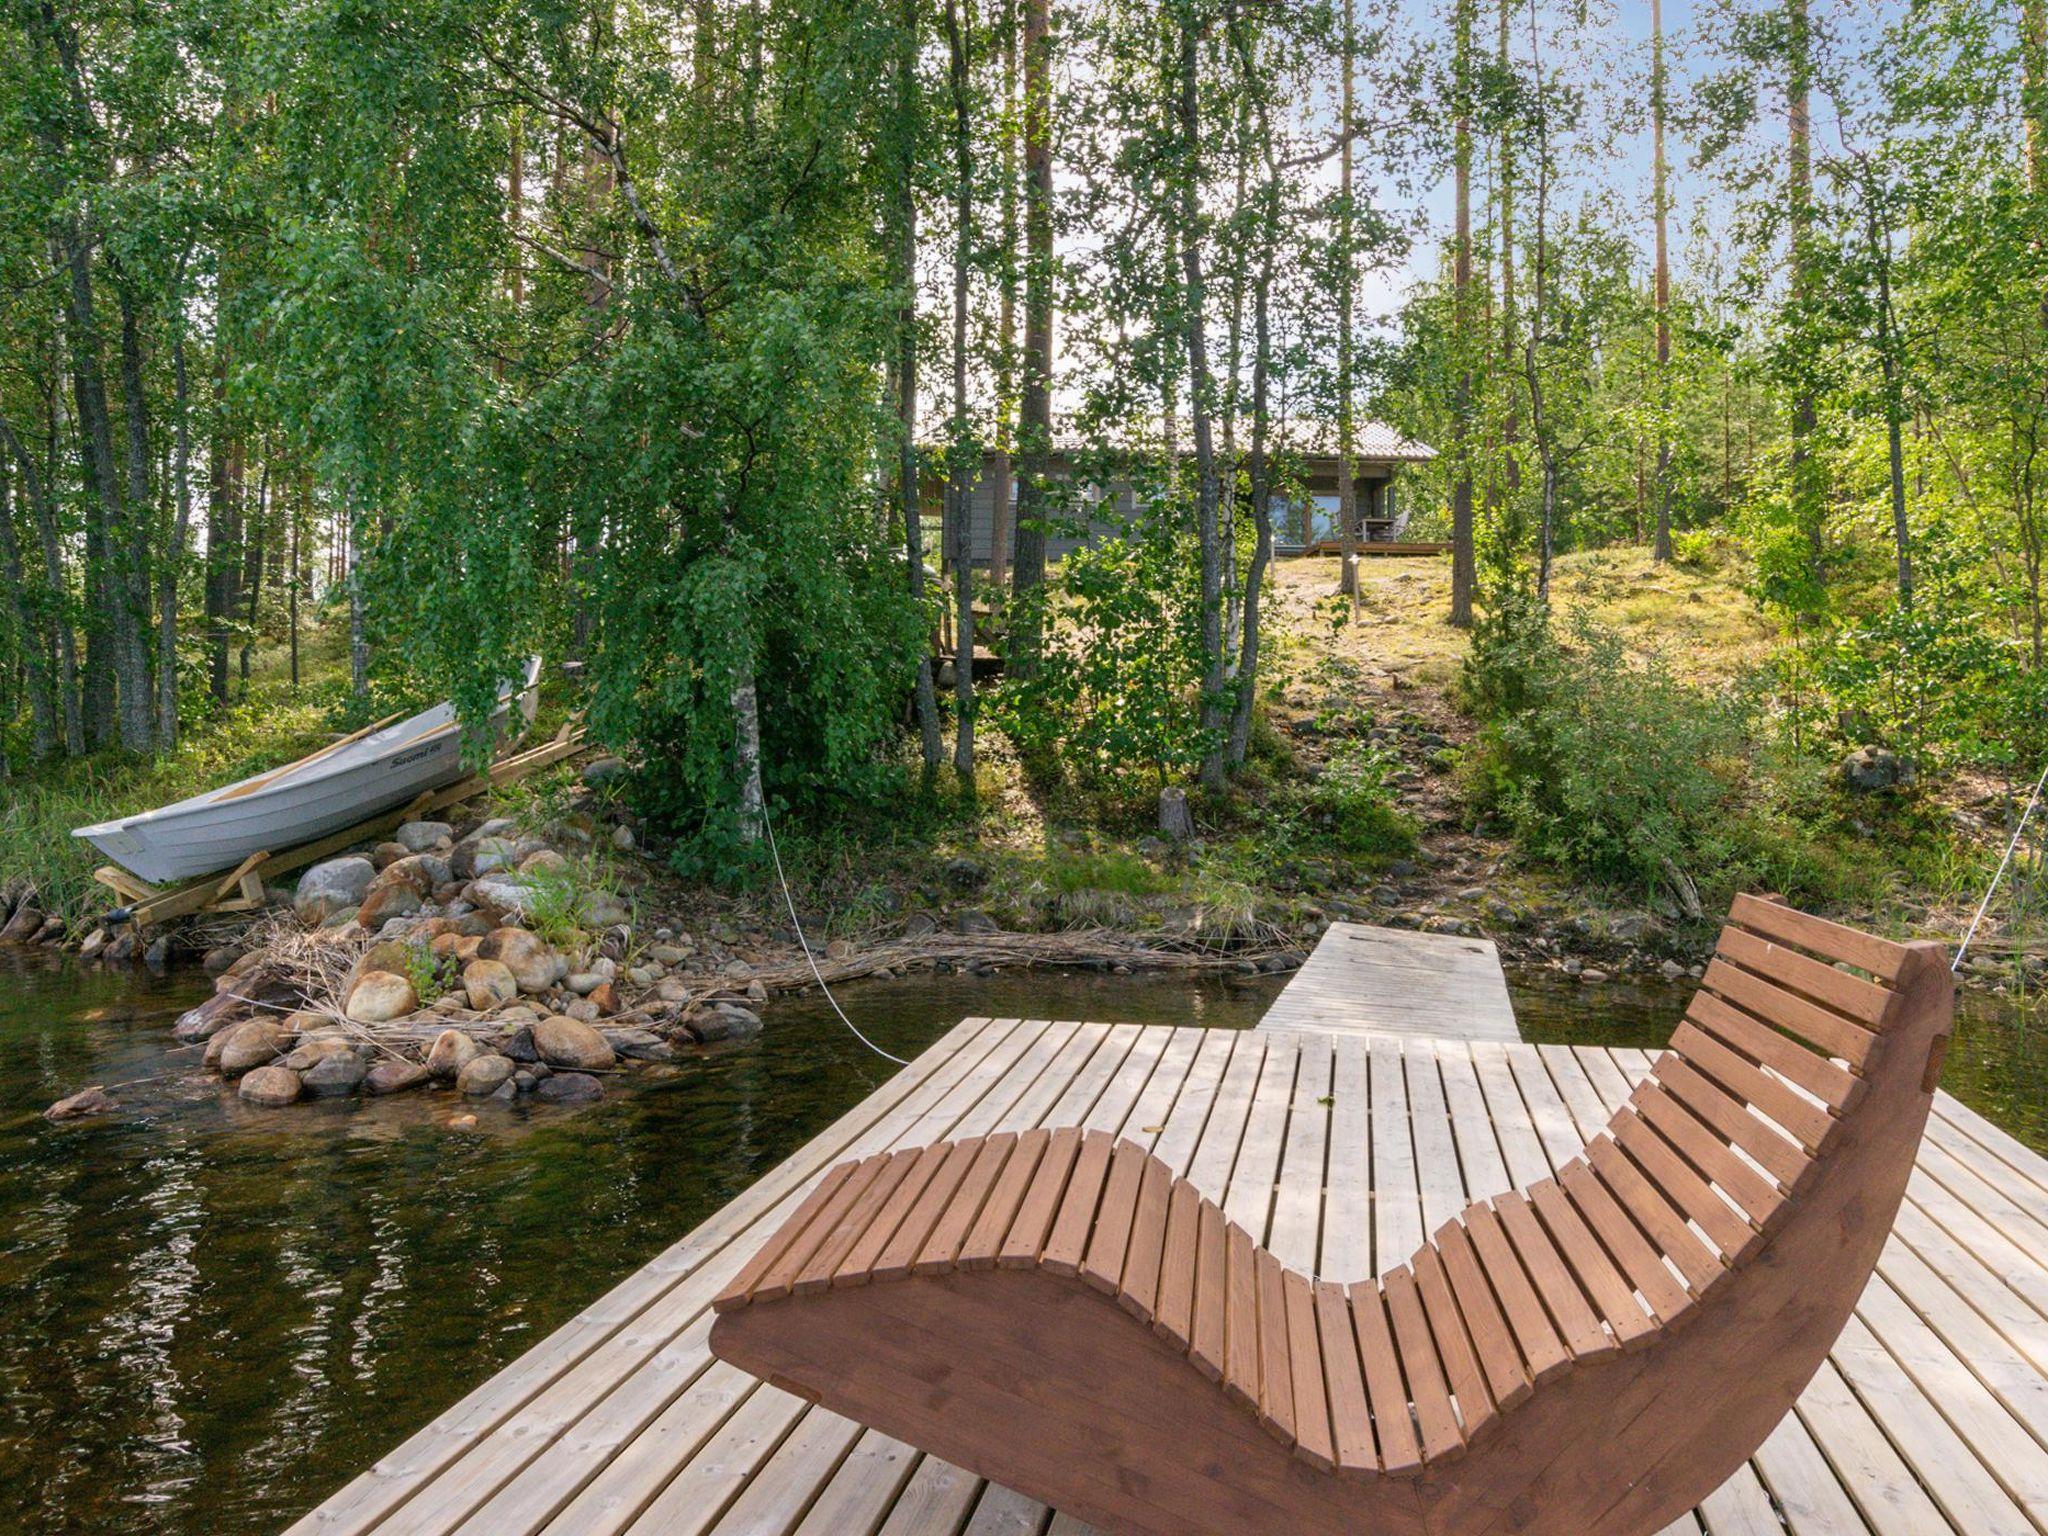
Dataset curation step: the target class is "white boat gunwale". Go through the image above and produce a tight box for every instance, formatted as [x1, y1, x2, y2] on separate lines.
[72, 658, 544, 884]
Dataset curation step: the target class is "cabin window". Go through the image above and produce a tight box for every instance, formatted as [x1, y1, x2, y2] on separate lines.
[1307, 494, 1341, 544]
[1265, 494, 1301, 548]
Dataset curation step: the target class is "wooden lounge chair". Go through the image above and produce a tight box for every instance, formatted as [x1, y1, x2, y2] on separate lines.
[710, 896, 1954, 1536]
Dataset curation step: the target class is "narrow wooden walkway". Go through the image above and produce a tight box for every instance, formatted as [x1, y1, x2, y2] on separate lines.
[1260, 922, 1518, 1041]
[290, 1015, 2048, 1536]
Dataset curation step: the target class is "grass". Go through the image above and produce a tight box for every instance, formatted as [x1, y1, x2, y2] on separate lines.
[3, 678, 358, 923]
[2, 541, 2009, 951]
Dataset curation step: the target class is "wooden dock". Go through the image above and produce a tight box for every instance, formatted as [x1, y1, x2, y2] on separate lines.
[290, 1009, 2048, 1536]
[1259, 922, 1518, 1041]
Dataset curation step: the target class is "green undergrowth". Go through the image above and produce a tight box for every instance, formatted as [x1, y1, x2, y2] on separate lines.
[3, 685, 353, 924]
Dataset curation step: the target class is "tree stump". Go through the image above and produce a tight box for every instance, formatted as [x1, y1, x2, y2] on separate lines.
[1158, 787, 1194, 843]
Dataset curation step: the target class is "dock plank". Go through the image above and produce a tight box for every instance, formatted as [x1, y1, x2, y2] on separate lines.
[294, 967, 2048, 1536]
[1260, 923, 1517, 1041]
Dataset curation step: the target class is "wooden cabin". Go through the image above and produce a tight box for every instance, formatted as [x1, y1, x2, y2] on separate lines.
[920, 421, 1437, 570]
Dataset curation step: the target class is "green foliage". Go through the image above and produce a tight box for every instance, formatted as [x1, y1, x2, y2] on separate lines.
[1806, 542, 2048, 768]
[1461, 600, 1877, 910]
[398, 938, 452, 1006]
[0, 682, 351, 922]
[1303, 740, 1416, 859]
[1668, 529, 1722, 569]
[1042, 848, 1179, 899]
[513, 858, 629, 953]
[991, 486, 1216, 790]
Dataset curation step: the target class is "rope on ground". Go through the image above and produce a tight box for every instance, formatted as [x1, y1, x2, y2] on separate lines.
[760, 804, 911, 1068]
[1955, 761, 2048, 974]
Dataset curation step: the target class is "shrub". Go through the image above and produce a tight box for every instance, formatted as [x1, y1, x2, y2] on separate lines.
[1461, 597, 1877, 910]
[1306, 740, 1416, 859]
[989, 492, 1216, 791]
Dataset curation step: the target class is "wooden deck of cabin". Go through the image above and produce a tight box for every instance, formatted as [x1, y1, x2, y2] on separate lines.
[290, 998, 2048, 1536]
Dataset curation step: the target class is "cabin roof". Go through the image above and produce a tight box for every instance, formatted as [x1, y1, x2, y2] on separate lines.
[917, 419, 1436, 465]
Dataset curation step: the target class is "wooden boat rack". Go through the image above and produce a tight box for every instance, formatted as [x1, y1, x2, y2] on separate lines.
[94, 716, 591, 930]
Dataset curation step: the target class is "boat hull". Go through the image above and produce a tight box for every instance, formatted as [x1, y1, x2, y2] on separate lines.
[74, 664, 540, 887]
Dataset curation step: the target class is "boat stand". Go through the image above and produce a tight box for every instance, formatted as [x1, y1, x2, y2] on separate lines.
[96, 718, 591, 930]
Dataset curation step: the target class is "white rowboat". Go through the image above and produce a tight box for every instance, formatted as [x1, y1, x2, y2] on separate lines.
[74, 659, 544, 886]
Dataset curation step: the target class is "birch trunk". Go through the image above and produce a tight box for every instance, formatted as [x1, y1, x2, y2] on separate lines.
[1336, 0, 1359, 603]
[1010, 0, 1054, 674]
[945, 0, 976, 785]
[732, 650, 766, 840]
[1177, 9, 1226, 791]
[158, 276, 194, 745]
[897, 0, 944, 772]
[1449, 0, 1476, 628]
[989, 0, 1020, 597]
[1651, 0, 1675, 563]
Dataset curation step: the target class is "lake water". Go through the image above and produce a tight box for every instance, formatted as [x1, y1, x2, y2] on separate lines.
[0, 952, 2037, 1534]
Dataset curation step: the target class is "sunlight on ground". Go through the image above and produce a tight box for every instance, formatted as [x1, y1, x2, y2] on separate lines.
[1268, 545, 1773, 696]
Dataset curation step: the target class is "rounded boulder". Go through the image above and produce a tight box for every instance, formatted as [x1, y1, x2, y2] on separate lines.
[239, 1065, 303, 1107]
[215, 1018, 293, 1077]
[424, 1028, 486, 1081]
[295, 856, 377, 925]
[478, 928, 563, 994]
[395, 820, 455, 853]
[456, 1053, 518, 1096]
[462, 958, 519, 1012]
[365, 1060, 431, 1095]
[302, 1053, 368, 1098]
[346, 970, 419, 1024]
[356, 883, 424, 930]
[535, 1071, 604, 1105]
[532, 1015, 615, 1072]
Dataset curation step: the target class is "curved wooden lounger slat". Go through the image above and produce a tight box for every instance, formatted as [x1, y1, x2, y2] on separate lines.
[710, 896, 1954, 1536]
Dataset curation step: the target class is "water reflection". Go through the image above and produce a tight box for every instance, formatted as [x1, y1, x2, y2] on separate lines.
[0, 952, 2040, 1534]
[0, 958, 1279, 1534]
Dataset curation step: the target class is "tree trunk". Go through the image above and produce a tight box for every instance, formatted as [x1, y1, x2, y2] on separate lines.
[989, 0, 1020, 598]
[1449, 0, 1476, 628]
[1870, 206, 1911, 609]
[289, 480, 302, 689]
[1010, 0, 1054, 674]
[945, 0, 976, 786]
[1651, 0, 1675, 563]
[347, 490, 368, 703]
[114, 279, 157, 743]
[732, 646, 766, 840]
[896, 0, 944, 773]
[1336, 0, 1359, 603]
[1523, 0, 1556, 603]
[207, 427, 241, 704]
[158, 276, 194, 746]
[2024, 0, 2047, 193]
[1177, 5, 1226, 792]
[1787, 0, 1821, 586]
[0, 471, 58, 759]
[1229, 126, 1280, 769]
[1495, 0, 1520, 527]
[60, 222, 152, 751]
[241, 455, 270, 684]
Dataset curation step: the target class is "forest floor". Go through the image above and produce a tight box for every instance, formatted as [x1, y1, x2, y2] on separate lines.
[8, 550, 2040, 1001]
[752, 544, 2031, 994]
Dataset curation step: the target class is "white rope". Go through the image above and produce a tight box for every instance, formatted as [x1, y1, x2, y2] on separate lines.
[1955, 761, 2048, 974]
[760, 803, 911, 1067]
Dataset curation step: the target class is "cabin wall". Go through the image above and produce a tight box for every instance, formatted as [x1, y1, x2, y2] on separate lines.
[924, 454, 1409, 569]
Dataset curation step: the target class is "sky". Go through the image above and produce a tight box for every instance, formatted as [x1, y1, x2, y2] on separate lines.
[1352, 0, 1933, 322]
[1356, 0, 1739, 321]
